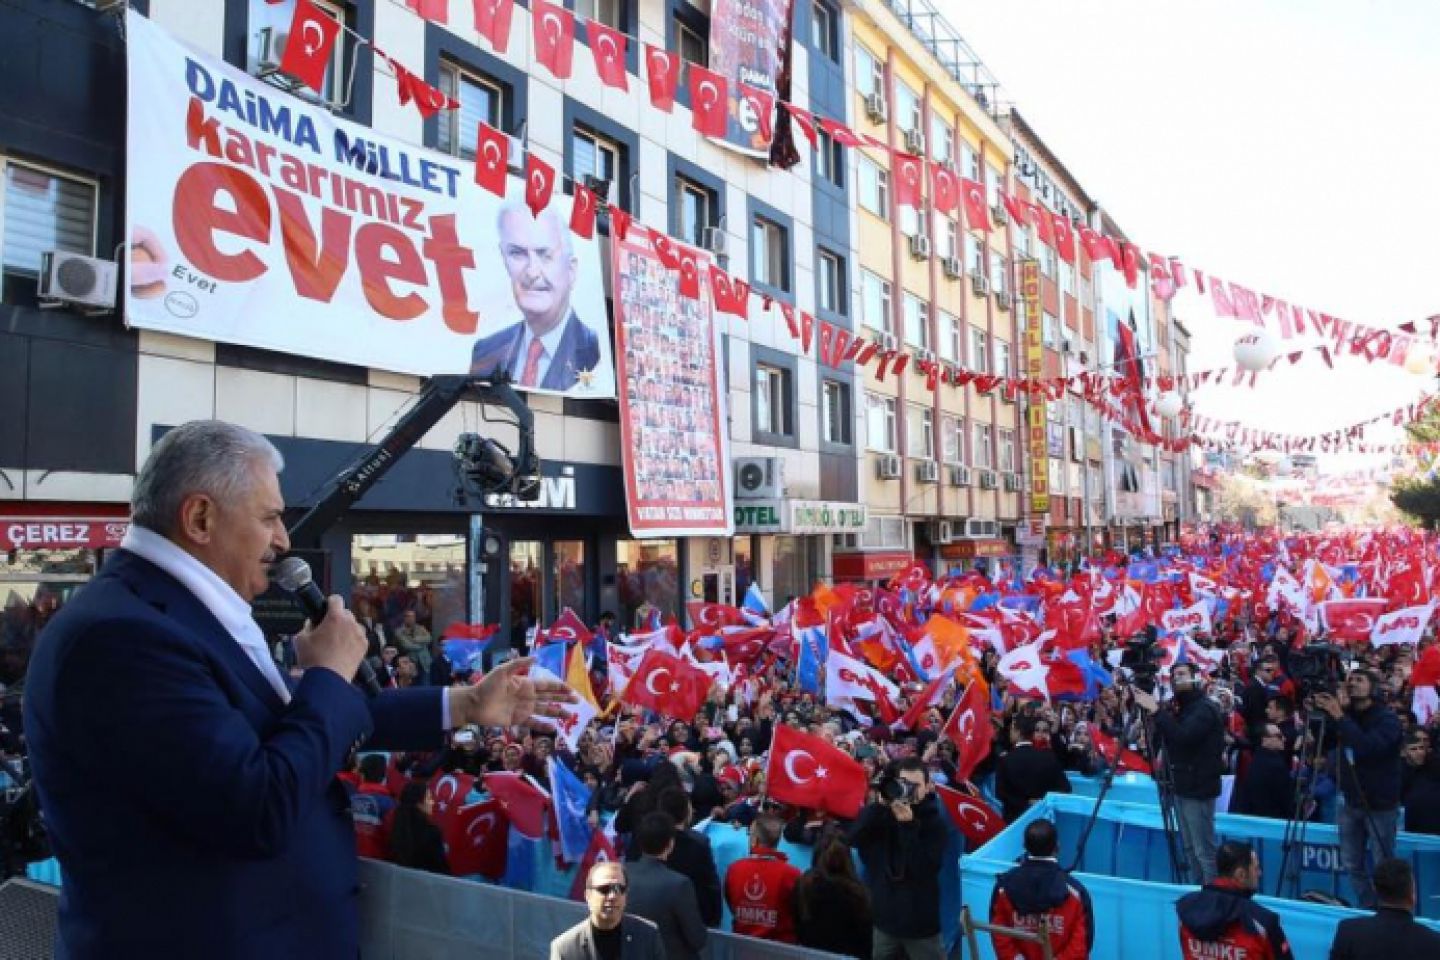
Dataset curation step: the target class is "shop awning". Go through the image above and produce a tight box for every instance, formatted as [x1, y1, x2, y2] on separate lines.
[1, 512, 130, 550]
[938, 538, 1012, 560]
[832, 551, 913, 581]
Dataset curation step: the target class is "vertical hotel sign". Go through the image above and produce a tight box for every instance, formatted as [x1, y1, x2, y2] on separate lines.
[1021, 260, 1049, 514]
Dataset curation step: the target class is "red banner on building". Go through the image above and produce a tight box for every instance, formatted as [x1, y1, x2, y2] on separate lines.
[612, 228, 733, 537]
[0, 517, 130, 551]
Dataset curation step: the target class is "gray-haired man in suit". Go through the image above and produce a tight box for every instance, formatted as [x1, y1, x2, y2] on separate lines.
[550, 861, 663, 960]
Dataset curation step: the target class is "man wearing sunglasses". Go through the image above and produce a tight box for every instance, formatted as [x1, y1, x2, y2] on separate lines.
[550, 861, 664, 960]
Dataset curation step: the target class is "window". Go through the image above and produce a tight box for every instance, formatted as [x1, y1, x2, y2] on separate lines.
[908, 406, 934, 460]
[960, 142, 980, 181]
[895, 82, 921, 134]
[1042, 241, 1058, 278]
[1043, 311, 1059, 349]
[899, 203, 919, 238]
[822, 380, 852, 445]
[857, 156, 889, 215]
[815, 130, 844, 188]
[999, 429, 1016, 472]
[855, 44, 884, 99]
[571, 126, 623, 196]
[985, 165, 1003, 211]
[970, 328, 989, 373]
[939, 216, 960, 260]
[1014, 222, 1031, 259]
[811, 0, 838, 61]
[942, 415, 961, 464]
[965, 234, 983, 275]
[249, 0, 346, 102]
[990, 251, 1008, 296]
[677, 20, 708, 67]
[930, 118, 954, 165]
[972, 422, 994, 469]
[437, 61, 505, 159]
[903, 293, 928, 350]
[676, 175, 717, 247]
[751, 216, 789, 291]
[755, 363, 792, 437]
[939, 310, 960, 362]
[816, 249, 846, 315]
[996, 340, 1013, 378]
[867, 394, 897, 452]
[576, 0, 624, 28]
[1060, 258, 1075, 297]
[1, 160, 98, 277]
[860, 270, 893, 334]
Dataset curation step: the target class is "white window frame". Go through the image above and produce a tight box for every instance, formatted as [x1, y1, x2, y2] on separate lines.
[677, 21, 708, 67]
[972, 422, 994, 469]
[0, 157, 100, 277]
[908, 405, 935, 460]
[811, 0, 837, 61]
[575, 0, 623, 28]
[860, 269, 893, 334]
[896, 81, 922, 134]
[903, 293, 928, 350]
[751, 216, 789, 291]
[822, 379, 852, 445]
[867, 394, 897, 453]
[677, 176, 715, 248]
[438, 60, 504, 159]
[855, 44, 883, 99]
[755, 363, 790, 436]
[572, 126, 623, 193]
[938, 310, 960, 363]
[999, 429, 1016, 472]
[857, 155, 889, 216]
[970, 327, 989, 373]
[817, 249, 844, 315]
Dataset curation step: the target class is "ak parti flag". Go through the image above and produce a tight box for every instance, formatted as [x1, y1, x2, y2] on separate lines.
[280, 0, 342, 93]
[764, 724, 868, 818]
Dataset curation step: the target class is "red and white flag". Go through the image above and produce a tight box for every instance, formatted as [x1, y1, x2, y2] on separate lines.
[764, 724, 868, 818]
[406, 0, 449, 22]
[482, 771, 550, 839]
[429, 770, 477, 825]
[569, 184, 598, 240]
[931, 163, 960, 216]
[960, 178, 990, 231]
[935, 783, 1004, 847]
[644, 44, 678, 111]
[1370, 603, 1434, 647]
[1317, 598, 1389, 643]
[739, 84, 775, 142]
[531, 0, 575, 79]
[280, 0, 342, 93]
[588, 21, 628, 90]
[942, 681, 993, 782]
[688, 65, 729, 137]
[567, 826, 620, 900]
[825, 646, 899, 716]
[893, 667, 957, 733]
[1050, 213, 1076, 264]
[445, 799, 508, 878]
[892, 153, 924, 209]
[523, 153, 555, 216]
[473, 122, 509, 196]
[621, 649, 713, 719]
[473, 0, 515, 52]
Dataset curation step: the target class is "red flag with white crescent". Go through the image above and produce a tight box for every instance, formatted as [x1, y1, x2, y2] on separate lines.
[764, 724, 867, 818]
[280, 0, 342, 93]
[531, 0, 576, 79]
[960, 178, 990, 231]
[688, 65, 729, 138]
[473, 122, 509, 197]
[935, 783, 1004, 847]
[620, 649, 712, 719]
[644, 44, 679, 112]
[524, 153, 555, 217]
[588, 21, 629, 90]
[569, 184, 598, 239]
[893, 153, 924, 210]
[942, 680, 993, 782]
[445, 798, 509, 878]
[473, 0, 515, 52]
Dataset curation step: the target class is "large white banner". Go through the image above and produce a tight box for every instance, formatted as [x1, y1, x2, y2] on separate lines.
[124, 12, 614, 398]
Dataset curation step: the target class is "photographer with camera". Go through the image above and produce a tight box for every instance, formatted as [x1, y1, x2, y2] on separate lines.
[1134, 662, 1224, 883]
[849, 757, 948, 960]
[1308, 668, 1402, 909]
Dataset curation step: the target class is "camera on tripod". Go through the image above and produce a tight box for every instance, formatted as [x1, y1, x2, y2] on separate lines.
[1290, 642, 1345, 699]
[1120, 626, 1165, 693]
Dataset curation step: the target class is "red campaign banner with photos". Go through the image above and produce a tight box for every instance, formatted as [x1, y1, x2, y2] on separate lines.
[706, 0, 794, 157]
[612, 228, 734, 537]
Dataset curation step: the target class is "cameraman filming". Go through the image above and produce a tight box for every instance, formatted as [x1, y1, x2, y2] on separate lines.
[849, 757, 947, 959]
[1134, 662, 1224, 883]
[1308, 668, 1401, 909]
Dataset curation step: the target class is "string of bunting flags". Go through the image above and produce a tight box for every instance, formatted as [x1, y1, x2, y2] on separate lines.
[1187, 394, 1439, 455]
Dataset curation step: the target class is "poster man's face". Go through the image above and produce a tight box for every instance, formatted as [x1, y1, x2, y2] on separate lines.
[499, 210, 576, 332]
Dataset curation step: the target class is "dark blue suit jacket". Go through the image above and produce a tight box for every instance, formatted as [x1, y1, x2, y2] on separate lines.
[468, 310, 601, 391]
[24, 549, 444, 958]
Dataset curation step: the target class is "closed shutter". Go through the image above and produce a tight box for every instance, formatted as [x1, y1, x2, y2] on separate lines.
[2, 162, 96, 275]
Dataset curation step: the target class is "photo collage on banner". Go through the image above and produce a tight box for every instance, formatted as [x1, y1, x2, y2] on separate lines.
[123, 12, 614, 398]
[611, 230, 733, 537]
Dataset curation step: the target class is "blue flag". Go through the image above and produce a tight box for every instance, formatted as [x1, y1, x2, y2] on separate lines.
[795, 624, 826, 694]
[442, 637, 494, 671]
[742, 581, 770, 618]
[547, 757, 594, 865]
[532, 641, 569, 680]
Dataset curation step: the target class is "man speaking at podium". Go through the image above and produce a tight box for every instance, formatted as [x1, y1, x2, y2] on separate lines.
[24, 421, 572, 958]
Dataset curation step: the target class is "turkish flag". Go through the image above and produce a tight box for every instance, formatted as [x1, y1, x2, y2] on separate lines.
[393, 64, 458, 118]
[567, 828, 620, 900]
[523, 153, 555, 217]
[532, 0, 575, 79]
[1051, 213, 1076, 264]
[445, 799, 509, 878]
[960, 178, 990, 231]
[765, 724, 868, 818]
[1000, 190, 1030, 226]
[538, 607, 594, 646]
[800, 311, 815, 354]
[942, 681, 993, 782]
[779, 301, 799, 341]
[739, 84, 775, 142]
[892, 153, 924, 209]
[730, 276, 751, 320]
[281, 0, 342, 93]
[644, 44, 679, 111]
[1122, 243, 1140, 287]
[609, 206, 632, 241]
[483, 771, 549, 838]
[651, 231, 681, 271]
[677, 247, 702, 299]
[621, 649, 713, 719]
[818, 321, 835, 365]
[1317, 598, 1389, 643]
[1078, 224, 1108, 262]
[894, 667, 956, 733]
[688, 65, 729, 137]
[473, 122, 510, 196]
[428, 770, 477, 826]
[1413, 644, 1440, 688]
[818, 118, 865, 149]
[784, 103, 819, 149]
[406, 0, 449, 21]
[1031, 204, 1054, 245]
[569, 184, 598, 239]
[588, 21, 628, 90]
[708, 265, 740, 315]
[473, 0, 515, 52]
[855, 339, 879, 366]
[931, 163, 960, 216]
[687, 601, 745, 633]
[935, 783, 1005, 847]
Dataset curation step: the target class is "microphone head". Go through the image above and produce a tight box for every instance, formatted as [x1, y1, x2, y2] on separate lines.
[271, 556, 313, 593]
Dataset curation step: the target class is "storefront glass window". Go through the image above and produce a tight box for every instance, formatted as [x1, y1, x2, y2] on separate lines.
[735, 536, 754, 602]
[1, 548, 99, 684]
[617, 539, 679, 632]
[553, 541, 587, 619]
[773, 535, 820, 609]
[507, 541, 544, 647]
[349, 533, 468, 649]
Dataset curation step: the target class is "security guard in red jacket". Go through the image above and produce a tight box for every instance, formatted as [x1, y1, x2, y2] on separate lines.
[989, 819, 1094, 960]
[1176, 841, 1292, 960]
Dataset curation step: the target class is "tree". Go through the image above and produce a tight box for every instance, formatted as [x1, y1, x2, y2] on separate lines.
[1390, 392, 1440, 527]
[1212, 474, 1278, 530]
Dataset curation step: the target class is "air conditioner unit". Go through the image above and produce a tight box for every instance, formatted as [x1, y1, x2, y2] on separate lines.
[256, 26, 286, 75]
[994, 289, 1010, 311]
[39, 252, 117, 310]
[701, 225, 727, 256]
[878, 455, 903, 480]
[915, 460, 940, 484]
[949, 465, 972, 487]
[964, 518, 999, 539]
[903, 128, 926, 154]
[1003, 472, 1022, 492]
[992, 203, 1009, 225]
[864, 92, 888, 124]
[941, 256, 963, 279]
[878, 330, 898, 352]
[971, 274, 990, 297]
[978, 470, 998, 490]
[908, 234, 932, 260]
[734, 456, 785, 499]
[928, 520, 954, 544]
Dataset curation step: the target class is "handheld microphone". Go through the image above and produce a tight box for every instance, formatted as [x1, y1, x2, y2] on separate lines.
[272, 557, 382, 698]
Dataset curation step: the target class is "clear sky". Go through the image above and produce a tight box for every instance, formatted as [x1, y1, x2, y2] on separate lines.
[938, 0, 1440, 466]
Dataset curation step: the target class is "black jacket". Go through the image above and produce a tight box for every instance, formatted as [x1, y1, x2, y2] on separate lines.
[1231, 748, 1293, 819]
[794, 874, 873, 959]
[1154, 691, 1225, 800]
[1402, 759, 1440, 835]
[995, 743, 1073, 822]
[849, 793, 948, 939]
[1330, 701, 1402, 811]
[666, 828, 723, 928]
[1329, 906, 1440, 958]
